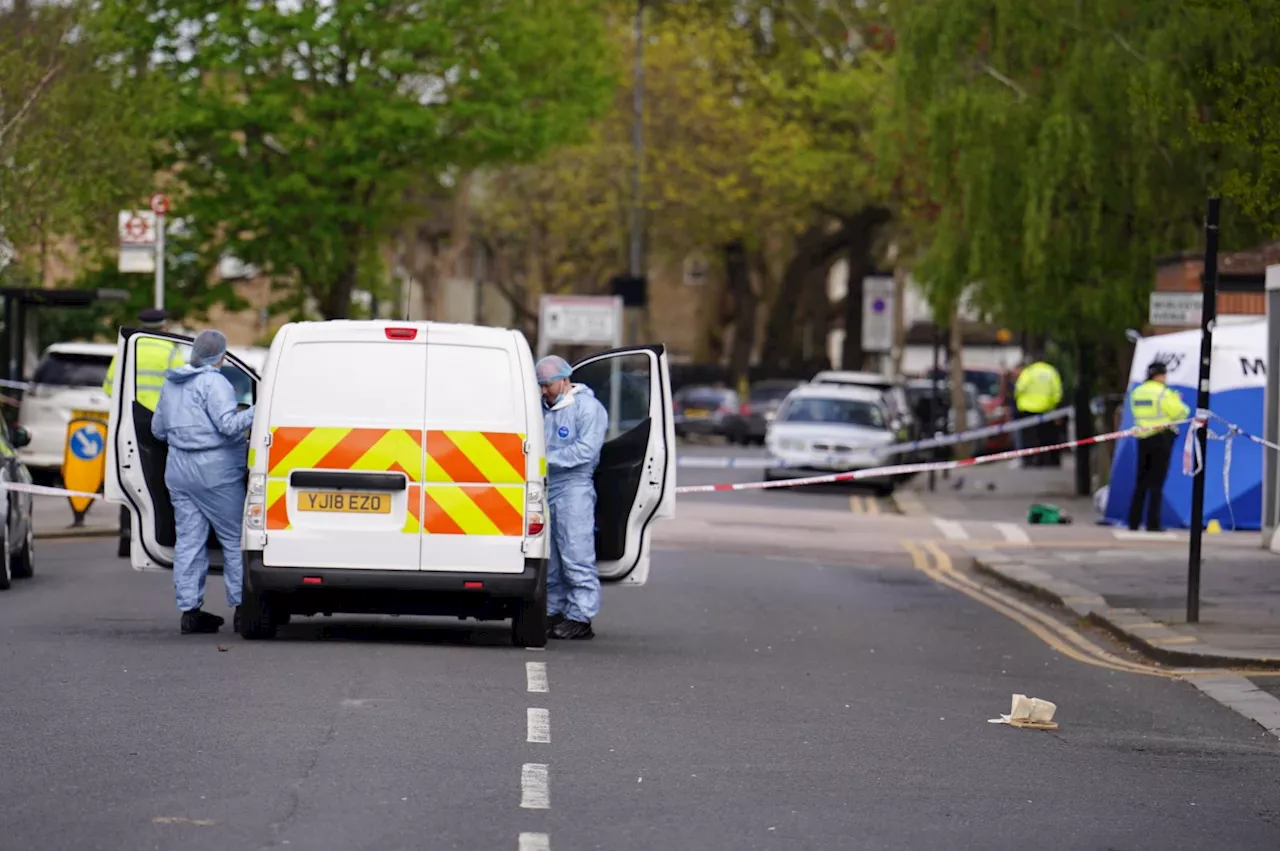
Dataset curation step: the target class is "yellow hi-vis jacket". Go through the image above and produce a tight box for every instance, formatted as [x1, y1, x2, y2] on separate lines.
[103, 338, 183, 412]
[1129, 379, 1191, 438]
[1014, 361, 1063, 414]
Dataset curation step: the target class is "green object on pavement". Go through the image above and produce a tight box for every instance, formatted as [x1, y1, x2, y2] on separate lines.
[1028, 503, 1072, 524]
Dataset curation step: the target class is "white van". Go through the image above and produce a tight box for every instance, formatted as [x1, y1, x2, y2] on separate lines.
[106, 321, 676, 647]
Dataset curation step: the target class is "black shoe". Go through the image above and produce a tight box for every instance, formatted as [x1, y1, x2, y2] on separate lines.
[233, 607, 242, 634]
[547, 613, 565, 634]
[180, 609, 223, 634]
[550, 619, 594, 640]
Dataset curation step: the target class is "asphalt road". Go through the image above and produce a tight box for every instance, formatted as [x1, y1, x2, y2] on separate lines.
[2, 536, 1278, 851]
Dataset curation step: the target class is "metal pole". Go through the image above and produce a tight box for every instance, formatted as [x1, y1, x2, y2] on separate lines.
[1265, 264, 1280, 547]
[154, 213, 165, 310]
[1187, 197, 1220, 624]
[929, 322, 941, 492]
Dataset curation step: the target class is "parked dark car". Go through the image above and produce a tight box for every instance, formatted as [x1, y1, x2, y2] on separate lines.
[724, 380, 803, 446]
[904, 380, 987, 459]
[673, 386, 740, 440]
[0, 420, 37, 590]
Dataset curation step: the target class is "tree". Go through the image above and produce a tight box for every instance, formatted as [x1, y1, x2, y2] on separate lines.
[0, 0, 162, 282]
[98, 0, 617, 320]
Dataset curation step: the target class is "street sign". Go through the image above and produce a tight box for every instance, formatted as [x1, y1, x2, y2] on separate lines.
[150, 193, 170, 215]
[862, 275, 895, 353]
[118, 211, 156, 245]
[1149, 292, 1203, 327]
[62, 418, 107, 523]
[537, 294, 623, 357]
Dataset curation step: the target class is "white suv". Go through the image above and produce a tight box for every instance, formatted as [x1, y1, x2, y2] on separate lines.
[17, 342, 115, 483]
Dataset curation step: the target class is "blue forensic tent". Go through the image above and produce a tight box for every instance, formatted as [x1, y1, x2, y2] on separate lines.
[1104, 320, 1266, 531]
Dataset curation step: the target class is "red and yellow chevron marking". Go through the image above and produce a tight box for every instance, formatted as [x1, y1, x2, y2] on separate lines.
[424, 485, 525, 536]
[261, 427, 526, 536]
[269, 427, 424, 481]
[426, 430, 525, 484]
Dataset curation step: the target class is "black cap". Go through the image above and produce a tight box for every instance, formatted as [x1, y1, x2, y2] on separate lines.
[1147, 361, 1168, 380]
[138, 308, 167, 328]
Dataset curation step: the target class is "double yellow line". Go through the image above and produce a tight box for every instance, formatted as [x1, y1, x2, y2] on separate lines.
[849, 495, 882, 515]
[902, 539, 1198, 679]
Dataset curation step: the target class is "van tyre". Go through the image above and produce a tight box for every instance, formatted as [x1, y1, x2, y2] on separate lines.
[511, 566, 548, 648]
[0, 527, 10, 591]
[237, 591, 278, 640]
[11, 519, 33, 579]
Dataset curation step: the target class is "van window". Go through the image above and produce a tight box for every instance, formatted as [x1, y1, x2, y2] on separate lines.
[270, 342, 426, 424]
[574, 354, 652, 438]
[33, 352, 112, 388]
[425, 344, 518, 428]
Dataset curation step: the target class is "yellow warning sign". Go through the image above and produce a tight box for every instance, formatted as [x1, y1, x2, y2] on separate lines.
[63, 417, 107, 517]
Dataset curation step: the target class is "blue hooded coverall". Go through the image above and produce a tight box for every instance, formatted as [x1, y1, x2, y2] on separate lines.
[151, 366, 255, 612]
[543, 384, 609, 623]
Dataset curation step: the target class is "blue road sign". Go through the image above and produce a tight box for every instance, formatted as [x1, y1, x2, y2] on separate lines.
[70, 425, 104, 461]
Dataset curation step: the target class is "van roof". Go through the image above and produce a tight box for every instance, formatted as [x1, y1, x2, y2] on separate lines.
[277, 320, 520, 346]
[43, 342, 116, 357]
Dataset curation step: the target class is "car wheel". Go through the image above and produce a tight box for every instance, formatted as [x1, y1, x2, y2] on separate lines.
[10, 517, 33, 580]
[511, 564, 548, 648]
[238, 591, 278, 640]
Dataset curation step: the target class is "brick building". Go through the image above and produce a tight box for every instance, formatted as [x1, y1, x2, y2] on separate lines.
[1150, 241, 1276, 334]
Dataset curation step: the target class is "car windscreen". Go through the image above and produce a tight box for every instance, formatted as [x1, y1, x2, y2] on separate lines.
[779, 397, 887, 429]
[681, 390, 732, 409]
[750, 384, 797, 403]
[32, 353, 111, 388]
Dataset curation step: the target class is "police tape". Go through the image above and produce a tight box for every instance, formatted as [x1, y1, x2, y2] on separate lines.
[676, 406, 1073, 469]
[0, 481, 105, 500]
[674, 418, 1195, 495]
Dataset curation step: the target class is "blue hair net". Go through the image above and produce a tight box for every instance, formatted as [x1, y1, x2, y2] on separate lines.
[189, 329, 229, 368]
[536, 355, 573, 386]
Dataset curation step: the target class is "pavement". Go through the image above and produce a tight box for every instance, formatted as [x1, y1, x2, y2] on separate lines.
[32, 494, 116, 539]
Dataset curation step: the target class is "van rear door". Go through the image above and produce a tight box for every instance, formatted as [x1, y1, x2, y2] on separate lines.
[419, 325, 530, 574]
[572, 344, 675, 586]
[260, 325, 426, 571]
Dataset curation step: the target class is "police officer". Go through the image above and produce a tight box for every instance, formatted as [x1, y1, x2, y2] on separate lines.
[1014, 354, 1063, 466]
[103, 308, 184, 556]
[1126, 361, 1191, 533]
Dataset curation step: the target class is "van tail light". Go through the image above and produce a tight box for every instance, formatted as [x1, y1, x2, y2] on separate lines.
[245, 472, 266, 530]
[526, 482, 546, 537]
[385, 327, 418, 340]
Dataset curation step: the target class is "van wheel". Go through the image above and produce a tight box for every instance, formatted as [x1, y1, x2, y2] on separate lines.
[0, 527, 11, 591]
[512, 567, 548, 648]
[11, 519, 33, 579]
[238, 592, 278, 640]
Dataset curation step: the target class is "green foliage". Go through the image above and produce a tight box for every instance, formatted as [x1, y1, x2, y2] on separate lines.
[0, 1, 161, 269]
[98, 0, 616, 319]
[891, 0, 1234, 341]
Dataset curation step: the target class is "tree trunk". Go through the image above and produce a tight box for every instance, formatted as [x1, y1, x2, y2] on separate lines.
[324, 258, 358, 319]
[725, 239, 756, 390]
[948, 305, 970, 461]
[840, 206, 892, 372]
[760, 221, 857, 371]
[418, 172, 474, 321]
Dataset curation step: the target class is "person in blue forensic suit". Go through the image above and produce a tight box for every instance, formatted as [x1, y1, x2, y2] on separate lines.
[536, 355, 608, 641]
[151, 330, 255, 635]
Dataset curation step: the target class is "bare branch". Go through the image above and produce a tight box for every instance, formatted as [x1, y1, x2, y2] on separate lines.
[1111, 31, 1147, 63]
[0, 58, 65, 149]
[979, 62, 1028, 101]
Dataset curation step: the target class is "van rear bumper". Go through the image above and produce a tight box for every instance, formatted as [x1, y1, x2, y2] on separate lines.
[244, 552, 545, 619]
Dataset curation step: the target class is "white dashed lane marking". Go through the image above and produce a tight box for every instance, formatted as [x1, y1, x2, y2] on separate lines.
[527, 708, 550, 744]
[526, 661, 548, 693]
[519, 833, 551, 851]
[993, 522, 1030, 544]
[521, 763, 550, 809]
[934, 518, 969, 541]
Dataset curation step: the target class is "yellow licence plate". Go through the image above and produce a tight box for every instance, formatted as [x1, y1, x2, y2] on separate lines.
[297, 491, 392, 514]
[71, 409, 108, 422]
[684, 409, 710, 418]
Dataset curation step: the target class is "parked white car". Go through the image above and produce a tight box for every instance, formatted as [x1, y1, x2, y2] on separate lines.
[17, 342, 115, 483]
[764, 384, 898, 495]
